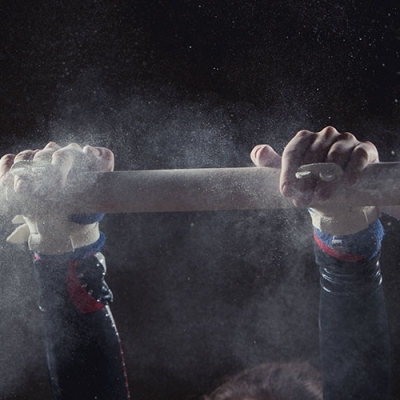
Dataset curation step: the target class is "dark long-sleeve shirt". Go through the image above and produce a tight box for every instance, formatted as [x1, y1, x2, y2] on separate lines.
[33, 247, 130, 400]
[32, 217, 390, 400]
[315, 219, 390, 400]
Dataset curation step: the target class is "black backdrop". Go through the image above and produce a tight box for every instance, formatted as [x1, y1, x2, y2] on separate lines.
[1, 1, 400, 399]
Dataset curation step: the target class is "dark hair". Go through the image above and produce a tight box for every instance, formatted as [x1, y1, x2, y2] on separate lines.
[202, 361, 323, 400]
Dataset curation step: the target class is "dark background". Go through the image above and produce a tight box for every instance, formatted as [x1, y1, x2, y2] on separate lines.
[1, 0, 400, 399]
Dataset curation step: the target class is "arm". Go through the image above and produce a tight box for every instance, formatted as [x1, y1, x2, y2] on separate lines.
[315, 221, 389, 400]
[0, 143, 130, 400]
[251, 126, 390, 399]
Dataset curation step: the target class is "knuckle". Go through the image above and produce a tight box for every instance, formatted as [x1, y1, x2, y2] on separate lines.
[33, 151, 47, 159]
[352, 145, 369, 159]
[319, 126, 340, 141]
[320, 126, 338, 135]
[17, 150, 33, 156]
[295, 129, 313, 139]
[327, 149, 343, 162]
[340, 131, 356, 141]
[363, 140, 378, 153]
[52, 148, 72, 160]
[65, 143, 82, 150]
[1, 154, 15, 162]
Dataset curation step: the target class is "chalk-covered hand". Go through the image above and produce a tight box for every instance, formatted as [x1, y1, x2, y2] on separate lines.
[0, 143, 114, 255]
[251, 126, 379, 235]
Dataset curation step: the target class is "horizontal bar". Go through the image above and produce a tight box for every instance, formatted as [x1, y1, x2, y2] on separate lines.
[6, 162, 400, 215]
[60, 166, 292, 214]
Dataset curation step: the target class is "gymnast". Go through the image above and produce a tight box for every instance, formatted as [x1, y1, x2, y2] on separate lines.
[0, 126, 390, 399]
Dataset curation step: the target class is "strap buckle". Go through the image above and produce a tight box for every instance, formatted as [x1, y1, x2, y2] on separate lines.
[296, 163, 344, 182]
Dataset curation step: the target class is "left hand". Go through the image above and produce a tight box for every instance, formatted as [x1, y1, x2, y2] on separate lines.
[1, 142, 114, 255]
[0, 142, 114, 195]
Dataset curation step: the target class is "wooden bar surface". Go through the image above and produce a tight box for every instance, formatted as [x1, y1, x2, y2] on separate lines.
[5, 163, 400, 215]
[62, 162, 400, 214]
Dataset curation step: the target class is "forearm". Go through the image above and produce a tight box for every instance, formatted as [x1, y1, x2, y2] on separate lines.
[315, 221, 390, 400]
[33, 243, 109, 313]
[33, 244, 129, 400]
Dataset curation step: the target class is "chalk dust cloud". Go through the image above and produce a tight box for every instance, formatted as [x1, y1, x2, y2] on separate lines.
[1, 1, 400, 399]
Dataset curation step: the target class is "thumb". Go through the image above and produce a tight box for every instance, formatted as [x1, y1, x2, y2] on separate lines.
[7, 222, 30, 244]
[250, 144, 282, 168]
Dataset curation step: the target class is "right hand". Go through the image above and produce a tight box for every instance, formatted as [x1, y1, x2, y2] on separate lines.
[250, 126, 380, 235]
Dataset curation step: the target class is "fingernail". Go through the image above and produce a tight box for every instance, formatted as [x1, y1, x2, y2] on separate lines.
[255, 145, 267, 158]
[83, 145, 100, 156]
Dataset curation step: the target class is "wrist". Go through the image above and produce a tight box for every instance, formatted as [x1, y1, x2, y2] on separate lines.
[308, 206, 379, 236]
[7, 214, 103, 255]
[34, 232, 106, 262]
[313, 219, 384, 262]
[27, 220, 101, 255]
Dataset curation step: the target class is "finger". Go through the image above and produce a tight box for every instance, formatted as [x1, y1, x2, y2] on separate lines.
[301, 126, 342, 166]
[311, 132, 358, 200]
[82, 146, 115, 172]
[324, 132, 360, 167]
[12, 150, 41, 194]
[281, 127, 348, 207]
[250, 144, 281, 168]
[343, 141, 379, 186]
[43, 142, 61, 150]
[51, 144, 84, 187]
[33, 142, 61, 163]
[280, 130, 317, 200]
[14, 149, 38, 163]
[0, 154, 16, 186]
[312, 132, 362, 199]
[295, 127, 344, 205]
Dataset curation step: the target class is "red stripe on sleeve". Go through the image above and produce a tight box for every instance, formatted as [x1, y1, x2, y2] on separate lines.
[66, 261, 105, 313]
[314, 233, 365, 262]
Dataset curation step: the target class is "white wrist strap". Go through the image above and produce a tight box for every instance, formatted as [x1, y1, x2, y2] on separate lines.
[309, 206, 379, 236]
[7, 215, 100, 255]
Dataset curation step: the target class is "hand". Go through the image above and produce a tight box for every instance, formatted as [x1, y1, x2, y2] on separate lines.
[251, 126, 379, 235]
[0, 143, 114, 255]
[0, 142, 114, 195]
